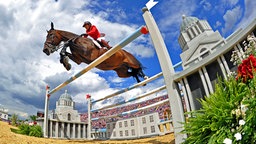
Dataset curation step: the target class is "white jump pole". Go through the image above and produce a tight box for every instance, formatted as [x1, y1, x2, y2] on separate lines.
[91, 85, 166, 112]
[142, 7, 186, 143]
[92, 72, 163, 104]
[43, 25, 148, 138]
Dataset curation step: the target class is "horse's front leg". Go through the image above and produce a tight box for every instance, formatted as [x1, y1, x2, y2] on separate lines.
[66, 53, 82, 65]
[59, 41, 71, 70]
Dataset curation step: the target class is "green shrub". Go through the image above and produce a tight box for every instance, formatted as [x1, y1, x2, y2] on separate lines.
[18, 123, 30, 135]
[11, 124, 43, 138]
[29, 125, 43, 137]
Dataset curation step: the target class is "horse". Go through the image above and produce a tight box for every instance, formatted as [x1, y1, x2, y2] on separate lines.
[43, 22, 148, 83]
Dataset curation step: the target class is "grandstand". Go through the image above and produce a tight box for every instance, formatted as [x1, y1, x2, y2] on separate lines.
[80, 95, 171, 129]
[80, 94, 174, 139]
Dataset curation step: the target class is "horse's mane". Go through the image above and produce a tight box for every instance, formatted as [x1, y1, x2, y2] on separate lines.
[57, 29, 80, 41]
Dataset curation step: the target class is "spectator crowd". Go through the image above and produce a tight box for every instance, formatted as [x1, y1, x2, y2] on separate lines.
[80, 95, 171, 129]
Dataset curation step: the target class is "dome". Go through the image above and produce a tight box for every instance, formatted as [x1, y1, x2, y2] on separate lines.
[180, 15, 199, 32]
[59, 90, 73, 101]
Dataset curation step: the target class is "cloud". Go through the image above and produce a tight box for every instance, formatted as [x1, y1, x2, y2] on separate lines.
[200, 0, 212, 11]
[221, 6, 242, 35]
[214, 21, 222, 28]
[237, 0, 256, 29]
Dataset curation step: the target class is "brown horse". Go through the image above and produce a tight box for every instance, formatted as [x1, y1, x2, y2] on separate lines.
[43, 22, 148, 83]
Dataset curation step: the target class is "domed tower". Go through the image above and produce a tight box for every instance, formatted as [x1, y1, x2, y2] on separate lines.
[178, 15, 225, 68]
[57, 90, 74, 108]
[52, 90, 80, 122]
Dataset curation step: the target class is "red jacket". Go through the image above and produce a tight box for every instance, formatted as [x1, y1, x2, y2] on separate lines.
[86, 25, 101, 40]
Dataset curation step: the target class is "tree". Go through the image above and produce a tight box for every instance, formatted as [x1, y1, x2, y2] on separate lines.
[11, 114, 18, 126]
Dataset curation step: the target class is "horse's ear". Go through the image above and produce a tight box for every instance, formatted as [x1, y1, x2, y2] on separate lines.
[50, 22, 54, 30]
[46, 30, 49, 33]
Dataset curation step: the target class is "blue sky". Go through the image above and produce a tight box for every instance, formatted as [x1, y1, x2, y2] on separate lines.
[0, 0, 255, 119]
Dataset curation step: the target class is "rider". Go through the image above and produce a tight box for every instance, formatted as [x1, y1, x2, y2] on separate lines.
[81, 21, 112, 49]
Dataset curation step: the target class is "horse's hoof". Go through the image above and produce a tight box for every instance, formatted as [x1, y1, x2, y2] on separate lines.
[66, 64, 71, 71]
[144, 76, 149, 80]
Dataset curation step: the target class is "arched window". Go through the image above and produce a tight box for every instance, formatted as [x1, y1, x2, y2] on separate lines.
[200, 48, 207, 53]
[68, 113, 71, 121]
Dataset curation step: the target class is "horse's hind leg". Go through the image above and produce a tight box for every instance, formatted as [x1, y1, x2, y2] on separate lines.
[138, 68, 149, 80]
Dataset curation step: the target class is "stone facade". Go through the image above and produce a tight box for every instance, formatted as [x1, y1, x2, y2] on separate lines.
[0, 105, 8, 121]
[37, 90, 88, 139]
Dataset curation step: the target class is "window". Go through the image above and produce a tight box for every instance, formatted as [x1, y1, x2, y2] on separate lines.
[107, 124, 110, 129]
[68, 113, 71, 121]
[108, 132, 111, 137]
[149, 115, 154, 122]
[130, 120, 134, 126]
[142, 117, 146, 124]
[112, 123, 115, 129]
[124, 121, 128, 127]
[119, 131, 123, 137]
[125, 130, 129, 136]
[143, 127, 147, 134]
[151, 126, 155, 133]
[131, 129, 135, 136]
[119, 122, 122, 128]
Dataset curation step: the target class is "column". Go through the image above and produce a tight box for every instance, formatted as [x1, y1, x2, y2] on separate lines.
[180, 79, 191, 113]
[73, 124, 76, 138]
[202, 66, 214, 93]
[199, 69, 210, 96]
[78, 124, 81, 139]
[183, 77, 196, 111]
[61, 122, 64, 138]
[49, 120, 52, 137]
[220, 55, 231, 74]
[217, 57, 227, 79]
[55, 121, 59, 138]
[83, 124, 86, 138]
[67, 123, 70, 139]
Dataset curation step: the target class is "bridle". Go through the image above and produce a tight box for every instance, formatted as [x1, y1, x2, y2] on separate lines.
[44, 30, 64, 53]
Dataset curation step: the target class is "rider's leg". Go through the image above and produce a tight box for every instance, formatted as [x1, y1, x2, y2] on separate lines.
[101, 39, 112, 49]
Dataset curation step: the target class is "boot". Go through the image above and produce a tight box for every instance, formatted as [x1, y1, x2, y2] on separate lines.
[101, 39, 112, 49]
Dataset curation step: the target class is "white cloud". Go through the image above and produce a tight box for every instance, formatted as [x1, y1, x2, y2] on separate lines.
[237, 0, 256, 29]
[221, 6, 242, 35]
[225, 0, 239, 7]
[214, 21, 222, 28]
[200, 0, 212, 11]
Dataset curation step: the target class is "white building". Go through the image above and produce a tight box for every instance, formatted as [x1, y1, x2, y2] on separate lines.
[106, 112, 164, 139]
[173, 16, 256, 111]
[0, 105, 9, 121]
[37, 90, 88, 139]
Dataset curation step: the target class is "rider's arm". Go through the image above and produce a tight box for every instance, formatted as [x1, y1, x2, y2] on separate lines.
[86, 26, 98, 35]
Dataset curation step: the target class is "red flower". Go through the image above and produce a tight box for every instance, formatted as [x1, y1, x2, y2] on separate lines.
[237, 55, 256, 82]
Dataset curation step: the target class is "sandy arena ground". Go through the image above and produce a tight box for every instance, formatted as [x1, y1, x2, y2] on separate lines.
[0, 121, 175, 144]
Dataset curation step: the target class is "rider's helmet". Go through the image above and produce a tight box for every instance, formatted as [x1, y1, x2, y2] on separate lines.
[82, 21, 92, 27]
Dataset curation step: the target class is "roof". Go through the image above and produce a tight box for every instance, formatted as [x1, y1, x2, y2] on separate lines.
[180, 15, 199, 32]
[59, 90, 73, 101]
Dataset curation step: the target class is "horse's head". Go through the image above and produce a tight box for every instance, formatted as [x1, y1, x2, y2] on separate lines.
[43, 22, 63, 55]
